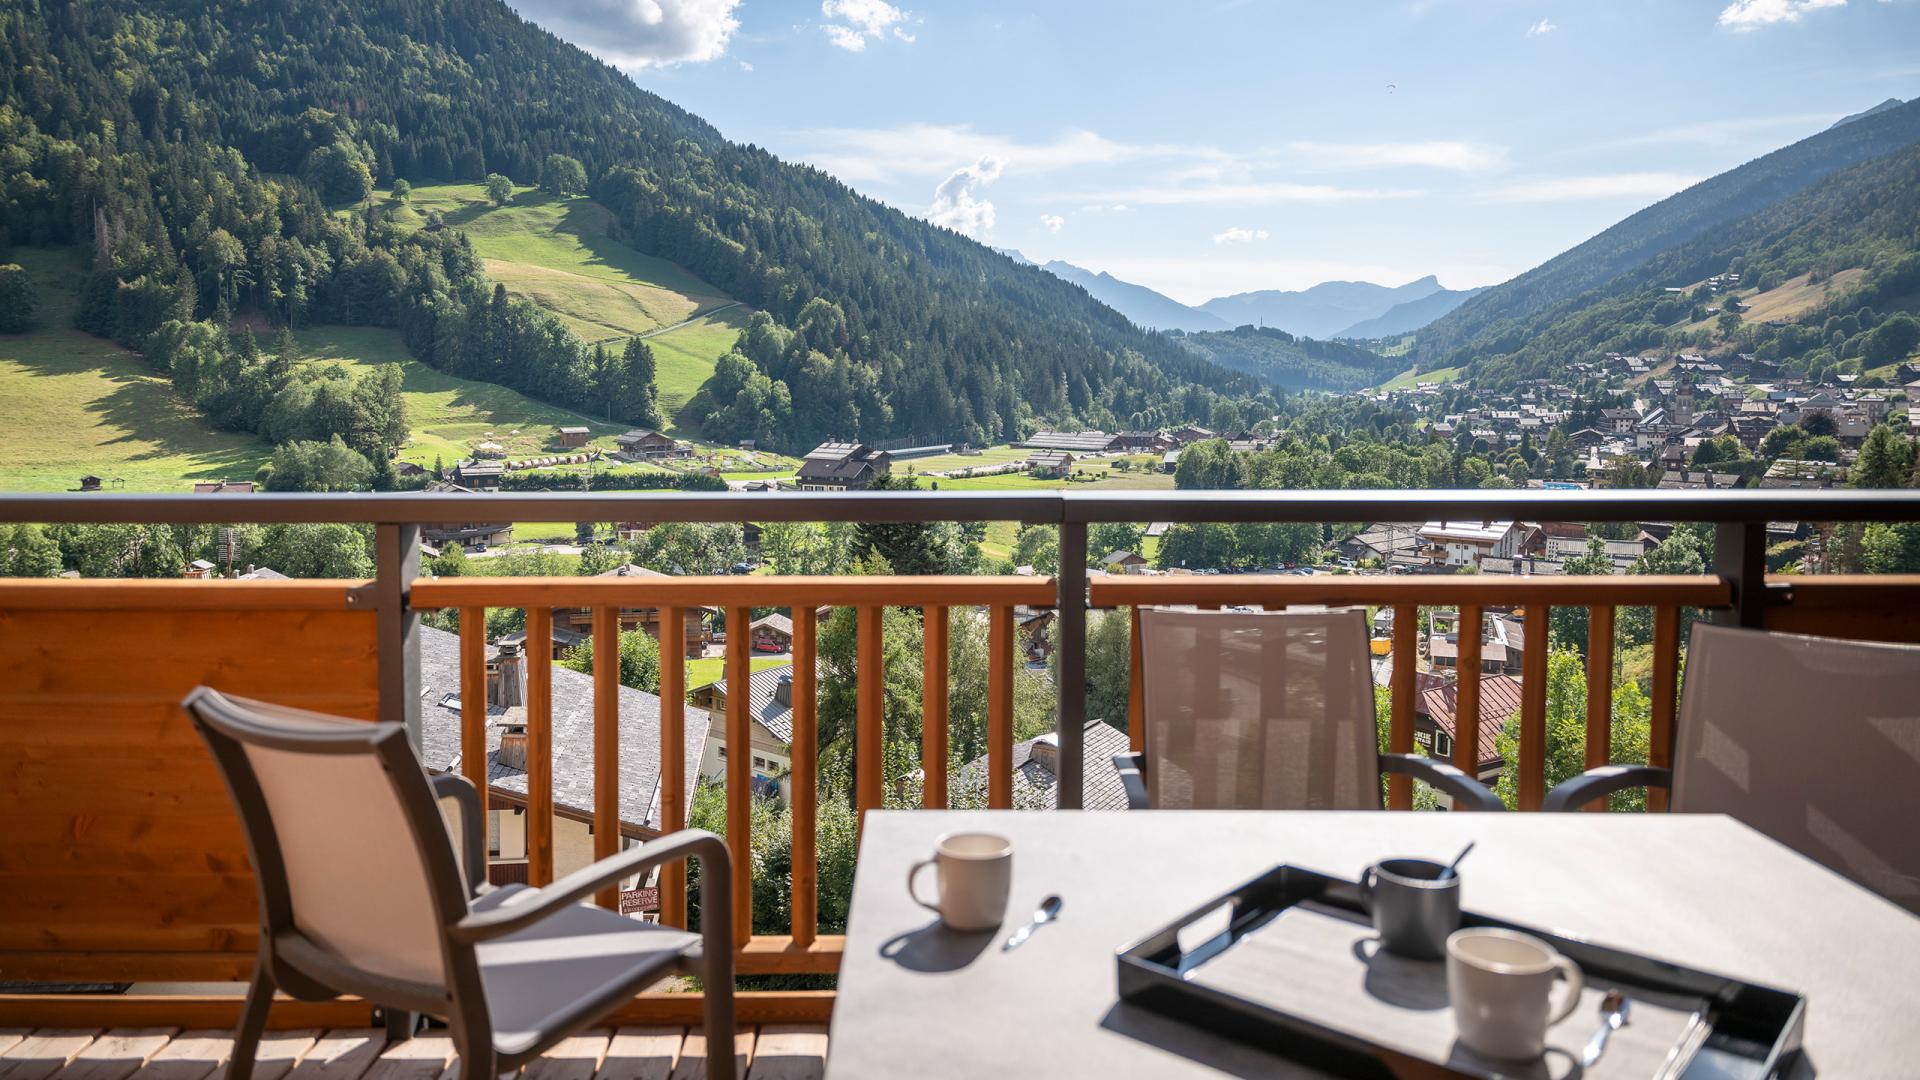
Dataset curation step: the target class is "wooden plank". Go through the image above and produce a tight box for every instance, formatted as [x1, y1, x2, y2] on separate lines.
[140, 1029, 235, 1080]
[788, 609, 818, 948]
[597, 1026, 684, 1080]
[285, 1029, 386, 1079]
[60, 1026, 177, 1080]
[1453, 606, 1483, 780]
[0, 1029, 99, 1080]
[1518, 605, 1550, 812]
[0, 1036, 20, 1060]
[1584, 605, 1616, 812]
[743, 1024, 827, 1080]
[921, 605, 949, 809]
[988, 605, 1014, 810]
[459, 607, 489, 863]
[668, 1029, 752, 1080]
[602, 993, 835, 1027]
[659, 606, 688, 931]
[1758, 574, 1920, 644]
[725, 605, 754, 945]
[252, 1029, 323, 1080]
[594, 607, 620, 910]
[1127, 607, 1144, 754]
[1649, 606, 1682, 814]
[527, 606, 556, 887]
[413, 577, 1056, 610]
[736, 935, 844, 974]
[854, 607, 883, 821]
[522, 1030, 611, 1080]
[1091, 574, 1731, 609]
[1387, 603, 1417, 810]
[359, 1032, 452, 1080]
[0, 580, 365, 610]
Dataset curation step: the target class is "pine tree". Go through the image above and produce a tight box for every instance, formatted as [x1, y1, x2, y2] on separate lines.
[621, 336, 661, 426]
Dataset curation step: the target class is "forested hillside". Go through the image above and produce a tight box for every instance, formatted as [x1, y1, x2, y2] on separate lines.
[1171, 325, 1405, 392]
[1417, 97, 1920, 371]
[1460, 141, 1920, 387]
[0, 0, 1266, 456]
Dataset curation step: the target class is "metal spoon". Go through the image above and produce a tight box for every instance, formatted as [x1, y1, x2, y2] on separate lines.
[1002, 894, 1063, 951]
[1441, 841, 1476, 879]
[1581, 989, 1631, 1067]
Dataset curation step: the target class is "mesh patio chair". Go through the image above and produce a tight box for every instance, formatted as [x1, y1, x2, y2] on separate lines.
[1543, 624, 1920, 915]
[1113, 608, 1502, 811]
[184, 687, 737, 1080]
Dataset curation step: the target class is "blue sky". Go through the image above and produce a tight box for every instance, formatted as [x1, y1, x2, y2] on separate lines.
[511, 0, 1920, 303]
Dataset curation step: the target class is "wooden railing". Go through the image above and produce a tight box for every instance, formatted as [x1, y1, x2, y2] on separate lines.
[408, 575, 1055, 973]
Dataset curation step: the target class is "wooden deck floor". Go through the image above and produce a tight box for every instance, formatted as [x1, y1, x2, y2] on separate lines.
[0, 1025, 826, 1079]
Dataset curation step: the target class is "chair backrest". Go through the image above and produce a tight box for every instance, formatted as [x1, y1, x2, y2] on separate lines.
[1138, 608, 1380, 810]
[1675, 625, 1920, 914]
[185, 687, 472, 987]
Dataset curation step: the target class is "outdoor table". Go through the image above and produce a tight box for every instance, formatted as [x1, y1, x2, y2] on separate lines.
[826, 810, 1920, 1078]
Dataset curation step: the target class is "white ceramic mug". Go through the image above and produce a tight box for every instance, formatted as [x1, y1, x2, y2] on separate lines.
[1446, 928, 1585, 1061]
[907, 831, 1012, 931]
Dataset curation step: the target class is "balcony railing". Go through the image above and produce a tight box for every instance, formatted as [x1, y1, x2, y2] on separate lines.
[2, 488, 1918, 1030]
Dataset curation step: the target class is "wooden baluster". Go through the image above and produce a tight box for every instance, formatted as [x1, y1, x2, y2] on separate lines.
[592, 607, 619, 909]
[1453, 605, 1483, 786]
[1584, 606, 1616, 812]
[525, 607, 554, 887]
[1649, 606, 1681, 814]
[791, 608, 819, 948]
[922, 606, 949, 809]
[989, 605, 1014, 809]
[1128, 607, 1145, 754]
[458, 608, 488, 878]
[658, 606, 687, 929]
[1518, 605, 1550, 812]
[856, 606, 883, 820]
[725, 605, 753, 944]
[1387, 603, 1417, 810]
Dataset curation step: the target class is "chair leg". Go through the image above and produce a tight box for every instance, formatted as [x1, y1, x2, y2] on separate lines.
[383, 1007, 418, 1042]
[702, 951, 738, 1080]
[228, 963, 275, 1080]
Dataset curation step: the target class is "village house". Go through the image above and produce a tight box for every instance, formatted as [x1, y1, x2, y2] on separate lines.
[452, 460, 504, 489]
[795, 442, 891, 491]
[613, 429, 688, 460]
[956, 721, 1133, 810]
[1099, 550, 1150, 574]
[1416, 674, 1519, 792]
[1021, 430, 1121, 454]
[556, 426, 592, 449]
[553, 563, 716, 658]
[420, 480, 513, 550]
[1416, 520, 1529, 568]
[749, 613, 794, 653]
[1027, 449, 1075, 479]
[690, 664, 797, 796]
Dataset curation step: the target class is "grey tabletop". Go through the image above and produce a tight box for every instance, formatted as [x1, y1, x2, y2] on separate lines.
[825, 810, 1920, 1079]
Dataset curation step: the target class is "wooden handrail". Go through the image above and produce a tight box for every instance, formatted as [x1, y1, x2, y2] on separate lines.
[0, 578, 368, 609]
[1090, 574, 1731, 608]
[413, 575, 1056, 609]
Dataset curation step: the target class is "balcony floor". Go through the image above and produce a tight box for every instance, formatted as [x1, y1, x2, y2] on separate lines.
[0, 1023, 824, 1079]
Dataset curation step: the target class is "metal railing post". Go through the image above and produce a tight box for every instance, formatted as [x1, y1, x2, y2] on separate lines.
[375, 522, 423, 746]
[1056, 520, 1088, 809]
[1713, 521, 1767, 629]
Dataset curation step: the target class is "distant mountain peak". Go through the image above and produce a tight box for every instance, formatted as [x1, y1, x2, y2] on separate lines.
[1831, 98, 1904, 130]
[994, 247, 1034, 265]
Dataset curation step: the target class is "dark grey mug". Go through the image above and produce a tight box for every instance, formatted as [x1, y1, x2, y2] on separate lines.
[1359, 857, 1461, 961]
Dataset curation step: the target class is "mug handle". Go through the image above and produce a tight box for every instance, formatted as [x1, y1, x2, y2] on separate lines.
[907, 858, 940, 916]
[1358, 865, 1378, 912]
[1547, 955, 1586, 1026]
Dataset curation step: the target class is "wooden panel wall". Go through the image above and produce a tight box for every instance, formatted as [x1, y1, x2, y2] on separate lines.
[0, 582, 379, 981]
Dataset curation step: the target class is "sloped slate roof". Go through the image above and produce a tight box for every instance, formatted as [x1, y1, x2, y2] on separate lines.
[416, 626, 709, 836]
[958, 719, 1133, 811]
[1419, 674, 1521, 769]
[709, 662, 797, 744]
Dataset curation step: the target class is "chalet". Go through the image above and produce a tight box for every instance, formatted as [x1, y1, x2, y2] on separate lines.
[1416, 520, 1527, 568]
[452, 461, 504, 489]
[556, 426, 592, 449]
[1170, 425, 1217, 445]
[1658, 468, 1747, 491]
[614, 429, 686, 459]
[1113, 430, 1174, 452]
[183, 559, 219, 580]
[395, 461, 428, 478]
[1022, 430, 1120, 454]
[750, 613, 794, 653]
[421, 480, 512, 551]
[691, 665, 797, 796]
[1027, 449, 1075, 479]
[795, 442, 891, 491]
[77, 475, 103, 492]
[416, 628, 708, 882]
[553, 563, 716, 658]
[1100, 551, 1149, 575]
[1599, 409, 1639, 433]
[1417, 674, 1520, 788]
[1161, 450, 1181, 473]
[192, 480, 255, 494]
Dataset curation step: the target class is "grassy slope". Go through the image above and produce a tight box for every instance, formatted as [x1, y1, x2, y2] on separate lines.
[685, 654, 788, 691]
[383, 183, 739, 421]
[0, 250, 272, 492]
[1375, 365, 1465, 391]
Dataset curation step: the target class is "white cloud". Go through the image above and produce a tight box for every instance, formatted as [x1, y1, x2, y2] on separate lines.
[1212, 226, 1271, 245]
[1284, 139, 1508, 173]
[508, 0, 741, 69]
[821, 0, 915, 51]
[1482, 172, 1704, 202]
[738, 59, 753, 71]
[1039, 214, 1065, 233]
[927, 158, 1003, 236]
[791, 124, 1181, 184]
[1717, 0, 1845, 30]
[1526, 18, 1557, 36]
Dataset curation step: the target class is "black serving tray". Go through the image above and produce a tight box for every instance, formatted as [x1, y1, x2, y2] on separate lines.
[1116, 864, 1806, 1080]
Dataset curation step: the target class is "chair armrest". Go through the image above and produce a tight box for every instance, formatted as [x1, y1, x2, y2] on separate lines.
[449, 828, 732, 943]
[1379, 753, 1505, 812]
[430, 774, 486, 896]
[1541, 765, 1673, 813]
[1113, 752, 1148, 810]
